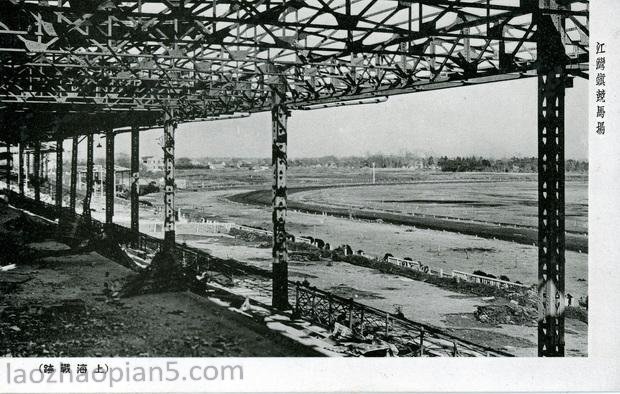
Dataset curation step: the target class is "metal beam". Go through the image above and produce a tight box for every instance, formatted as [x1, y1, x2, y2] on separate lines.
[18, 142, 24, 195]
[163, 109, 176, 251]
[536, 1, 567, 357]
[130, 124, 140, 241]
[271, 84, 290, 310]
[55, 137, 63, 214]
[0, 1, 588, 132]
[69, 136, 78, 212]
[33, 141, 40, 202]
[105, 129, 115, 226]
[82, 134, 94, 222]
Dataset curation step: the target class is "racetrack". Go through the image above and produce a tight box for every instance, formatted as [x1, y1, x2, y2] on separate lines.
[228, 181, 588, 253]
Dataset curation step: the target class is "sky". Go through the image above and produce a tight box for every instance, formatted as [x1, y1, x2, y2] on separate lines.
[74, 76, 588, 161]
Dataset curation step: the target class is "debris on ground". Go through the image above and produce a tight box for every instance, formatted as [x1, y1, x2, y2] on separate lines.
[474, 303, 537, 326]
[0, 272, 34, 294]
[4, 212, 55, 242]
[120, 251, 188, 297]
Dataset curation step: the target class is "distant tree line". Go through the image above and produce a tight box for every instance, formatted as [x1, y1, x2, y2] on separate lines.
[97, 153, 587, 174]
[289, 153, 433, 169]
[436, 156, 588, 173]
[289, 154, 587, 173]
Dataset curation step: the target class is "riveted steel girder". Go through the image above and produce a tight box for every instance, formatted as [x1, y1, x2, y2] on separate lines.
[131, 125, 140, 241]
[536, 0, 567, 357]
[271, 83, 290, 310]
[163, 109, 176, 251]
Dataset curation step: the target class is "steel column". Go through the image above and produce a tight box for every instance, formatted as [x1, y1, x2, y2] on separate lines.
[5, 143, 10, 191]
[83, 134, 94, 221]
[163, 109, 176, 251]
[18, 143, 24, 195]
[55, 137, 63, 214]
[536, 2, 567, 357]
[105, 129, 115, 226]
[44, 154, 49, 183]
[271, 86, 290, 309]
[25, 151, 30, 191]
[130, 125, 140, 239]
[33, 141, 40, 202]
[69, 136, 78, 212]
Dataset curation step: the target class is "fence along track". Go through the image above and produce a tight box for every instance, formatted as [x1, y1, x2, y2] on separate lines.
[8, 192, 511, 357]
[293, 283, 511, 357]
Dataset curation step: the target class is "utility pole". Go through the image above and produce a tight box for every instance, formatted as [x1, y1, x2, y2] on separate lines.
[372, 162, 376, 184]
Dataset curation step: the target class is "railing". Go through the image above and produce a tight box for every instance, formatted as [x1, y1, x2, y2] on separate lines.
[387, 256, 428, 272]
[141, 221, 235, 236]
[293, 282, 511, 357]
[452, 270, 529, 289]
[385, 256, 529, 289]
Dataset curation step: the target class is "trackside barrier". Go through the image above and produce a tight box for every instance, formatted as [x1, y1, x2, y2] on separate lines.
[386, 256, 426, 272]
[297, 237, 313, 245]
[451, 270, 529, 290]
[226, 225, 530, 292]
[384, 257, 528, 290]
[176, 222, 235, 235]
[293, 282, 511, 357]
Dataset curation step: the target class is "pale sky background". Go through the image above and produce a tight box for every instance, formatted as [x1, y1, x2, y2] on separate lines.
[77, 76, 588, 161]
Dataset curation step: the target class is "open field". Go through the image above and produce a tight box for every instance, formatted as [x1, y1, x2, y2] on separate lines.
[290, 177, 588, 234]
[229, 185, 588, 253]
[168, 188, 588, 301]
[105, 168, 588, 356]
[176, 167, 587, 190]
[168, 169, 589, 297]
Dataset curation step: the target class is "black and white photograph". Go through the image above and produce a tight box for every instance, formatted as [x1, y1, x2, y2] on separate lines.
[0, 0, 618, 392]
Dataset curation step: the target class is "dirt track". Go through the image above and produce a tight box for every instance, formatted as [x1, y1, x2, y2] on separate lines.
[229, 187, 588, 253]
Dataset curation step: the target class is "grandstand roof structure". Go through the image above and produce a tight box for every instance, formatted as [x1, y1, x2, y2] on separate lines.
[0, 0, 589, 142]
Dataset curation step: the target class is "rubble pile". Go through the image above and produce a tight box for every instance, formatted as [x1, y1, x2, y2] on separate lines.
[229, 228, 271, 243]
[120, 251, 188, 297]
[474, 301, 537, 326]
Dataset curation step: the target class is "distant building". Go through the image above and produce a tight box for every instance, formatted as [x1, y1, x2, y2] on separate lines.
[141, 156, 164, 172]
